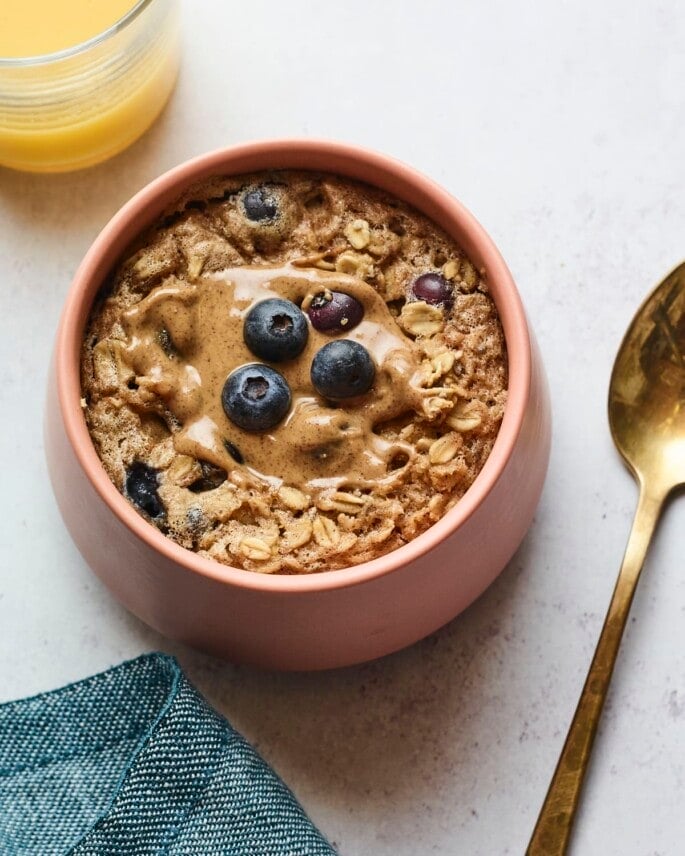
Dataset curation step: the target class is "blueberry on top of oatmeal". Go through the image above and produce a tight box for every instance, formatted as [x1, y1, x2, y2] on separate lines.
[243, 297, 309, 362]
[241, 185, 279, 222]
[222, 364, 292, 432]
[307, 291, 364, 334]
[411, 272, 454, 307]
[125, 462, 164, 519]
[188, 461, 228, 493]
[310, 340, 375, 400]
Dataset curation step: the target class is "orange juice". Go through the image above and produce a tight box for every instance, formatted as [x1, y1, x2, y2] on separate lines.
[0, 0, 180, 173]
[0, 1, 142, 59]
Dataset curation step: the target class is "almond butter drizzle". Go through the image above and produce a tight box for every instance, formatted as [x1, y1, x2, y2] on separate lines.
[120, 263, 426, 493]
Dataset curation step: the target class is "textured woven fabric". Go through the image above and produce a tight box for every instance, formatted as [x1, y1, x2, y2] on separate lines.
[0, 654, 336, 855]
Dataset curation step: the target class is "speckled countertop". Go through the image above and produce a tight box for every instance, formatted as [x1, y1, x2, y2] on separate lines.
[1, 2, 684, 854]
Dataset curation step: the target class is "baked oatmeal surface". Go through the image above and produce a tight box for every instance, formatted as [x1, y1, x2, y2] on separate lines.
[81, 171, 507, 573]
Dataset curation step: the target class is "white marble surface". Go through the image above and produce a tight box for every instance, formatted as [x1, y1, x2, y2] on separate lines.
[1, 1, 685, 853]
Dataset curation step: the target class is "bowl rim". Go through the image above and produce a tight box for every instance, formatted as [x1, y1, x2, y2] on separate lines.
[55, 138, 531, 594]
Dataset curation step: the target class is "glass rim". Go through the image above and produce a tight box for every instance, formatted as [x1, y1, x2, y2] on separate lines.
[0, 0, 154, 67]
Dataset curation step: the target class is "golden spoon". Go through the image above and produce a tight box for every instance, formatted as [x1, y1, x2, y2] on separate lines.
[527, 262, 685, 855]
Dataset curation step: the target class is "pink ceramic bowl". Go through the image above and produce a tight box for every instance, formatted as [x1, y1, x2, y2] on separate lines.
[45, 139, 551, 670]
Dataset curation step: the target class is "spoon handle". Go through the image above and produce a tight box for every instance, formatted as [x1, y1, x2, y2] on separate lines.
[526, 486, 665, 855]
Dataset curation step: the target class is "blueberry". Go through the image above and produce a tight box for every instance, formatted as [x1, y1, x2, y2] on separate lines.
[223, 439, 244, 464]
[242, 185, 279, 222]
[188, 461, 227, 493]
[307, 291, 364, 334]
[125, 462, 164, 519]
[411, 272, 454, 307]
[244, 298, 309, 362]
[310, 340, 375, 400]
[222, 364, 292, 432]
[186, 506, 204, 531]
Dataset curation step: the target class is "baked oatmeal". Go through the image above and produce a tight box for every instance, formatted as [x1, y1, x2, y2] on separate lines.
[81, 171, 508, 573]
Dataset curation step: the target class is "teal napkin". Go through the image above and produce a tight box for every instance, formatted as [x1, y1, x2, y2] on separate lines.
[0, 653, 336, 855]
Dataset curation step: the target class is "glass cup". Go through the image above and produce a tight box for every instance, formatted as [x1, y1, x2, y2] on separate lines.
[0, 0, 181, 173]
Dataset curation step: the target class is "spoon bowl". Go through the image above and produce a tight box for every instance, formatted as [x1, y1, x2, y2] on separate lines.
[528, 263, 685, 854]
[610, 261, 685, 489]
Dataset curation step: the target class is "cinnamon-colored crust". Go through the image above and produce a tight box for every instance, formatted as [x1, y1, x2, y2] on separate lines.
[81, 171, 507, 574]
